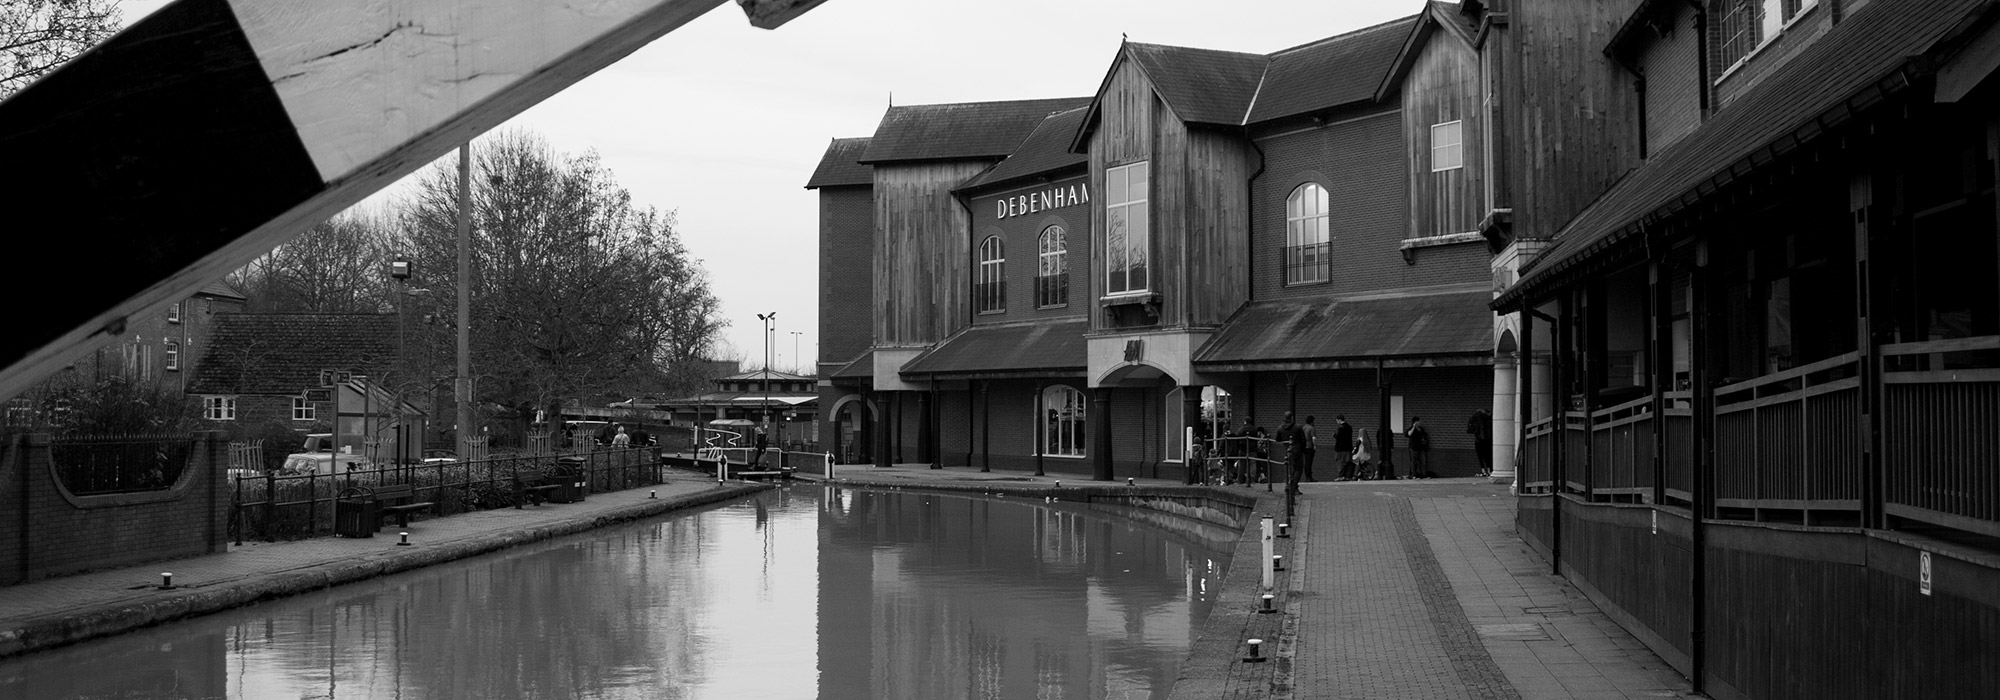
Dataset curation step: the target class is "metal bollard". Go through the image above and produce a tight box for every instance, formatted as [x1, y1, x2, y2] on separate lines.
[1127, 477, 1135, 486]
[1054, 480, 1061, 488]
[1243, 638, 1267, 662]
[1274, 554, 1285, 571]
[159, 572, 174, 590]
[398, 532, 411, 547]
[1278, 522, 1291, 538]
[1259, 593, 1277, 614]
[650, 489, 657, 499]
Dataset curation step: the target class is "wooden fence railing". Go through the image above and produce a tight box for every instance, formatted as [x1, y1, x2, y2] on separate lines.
[1880, 335, 2000, 538]
[1710, 352, 1863, 516]
[1589, 394, 1655, 498]
[1662, 391, 1694, 504]
[1521, 416, 1555, 493]
[1562, 410, 1589, 494]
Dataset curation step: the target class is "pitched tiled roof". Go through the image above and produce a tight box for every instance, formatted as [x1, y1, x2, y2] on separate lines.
[899, 318, 1088, 377]
[1499, 0, 1987, 306]
[954, 107, 1090, 192]
[1194, 288, 1492, 366]
[1247, 15, 1417, 124]
[805, 137, 872, 189]
[860, 97, 1092, 164]
[1125, 43, 1271, 126]
[188, 313, 397, 395]
[195, 280, 245, 300]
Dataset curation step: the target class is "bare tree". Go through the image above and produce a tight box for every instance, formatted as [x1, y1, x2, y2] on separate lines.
[1, 0, 121, 98]
[232, 211, 397, 313]
[398, 131, 726, 425]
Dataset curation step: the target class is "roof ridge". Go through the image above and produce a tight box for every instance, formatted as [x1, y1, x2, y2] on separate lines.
[1123, 40, 1270, 60]
[886, 96, 1091, 111]
[1268, 13, 1422, 57]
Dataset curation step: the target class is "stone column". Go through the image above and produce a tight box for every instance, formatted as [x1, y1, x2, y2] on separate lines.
[1490, 354, 1519, 483]
[1091, 387, 1113, 481]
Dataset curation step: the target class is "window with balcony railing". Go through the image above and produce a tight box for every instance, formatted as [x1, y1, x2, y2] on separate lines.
[1035, 274, 1069, 308]
[974, 281, 1006, 314]
[1282, 242, 1331, 285]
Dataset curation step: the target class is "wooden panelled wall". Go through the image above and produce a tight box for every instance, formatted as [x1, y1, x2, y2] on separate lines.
[874, 161, 991, 346]
[1502, 0, 1646, 240]
[1404, 30, 1486, 238]
[1088, 61, 1251, 332]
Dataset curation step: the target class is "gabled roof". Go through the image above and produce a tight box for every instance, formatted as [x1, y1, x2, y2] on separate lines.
[805, 137, 872, 189]
[899, 318, 1088, 378]
[1377, 3, 1480, 102]
[188, 313, 397, 395]
[1252, 15, 1419, 124]
[1071, 15, 1421, 149]
[1193, 287, 1492, 367]
[859, 97, 1091, 165]
[954, 107, 1091, 193]
[1126, 42, 1271, 125]
[195, 280, 245, 301]
[1498, 0, 1991, 307]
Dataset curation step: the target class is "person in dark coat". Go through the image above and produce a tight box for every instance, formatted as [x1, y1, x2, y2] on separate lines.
[1408, 417, 1433, 478]
[753, 427, 770, 466]
[629, 425, 652, 448]
[1332, 415, 1355, 480]
[1468, 409, 1494, 477]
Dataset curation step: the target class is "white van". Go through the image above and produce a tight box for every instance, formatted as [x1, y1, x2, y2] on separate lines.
[282, 433, 368, 474]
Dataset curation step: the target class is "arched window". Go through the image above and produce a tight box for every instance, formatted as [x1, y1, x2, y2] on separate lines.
[1039, 385, 1087, 457]
[1037, 226, 1068, 307]
[977, 236, 1005, 313]
[1285, 183, 1330, 285]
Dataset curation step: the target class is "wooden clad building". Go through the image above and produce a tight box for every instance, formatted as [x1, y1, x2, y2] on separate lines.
[1489, 0, 2000, 697]
[812, 4, 1507, 483]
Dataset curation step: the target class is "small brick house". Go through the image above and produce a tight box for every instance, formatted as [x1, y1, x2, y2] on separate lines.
[188, 313, 424, 460]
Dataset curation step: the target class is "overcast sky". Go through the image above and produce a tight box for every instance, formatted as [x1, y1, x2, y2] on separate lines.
[123, 0, 1425, 379]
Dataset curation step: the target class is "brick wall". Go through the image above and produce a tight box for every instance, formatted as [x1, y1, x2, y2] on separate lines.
[818, 185, 875, 365]
[1635, 1, 1705, 154]
[1710, 0, 1836, 110]
[1250, 109, 1490, 300]
[1, 432, 229, 586]
[965, 176, 1091, 325]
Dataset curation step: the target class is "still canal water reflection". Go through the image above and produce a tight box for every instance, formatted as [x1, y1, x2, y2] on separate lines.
[2, 485, 1235, 699]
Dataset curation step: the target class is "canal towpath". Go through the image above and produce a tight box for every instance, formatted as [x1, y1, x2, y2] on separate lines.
[4, 460, 1701, 699]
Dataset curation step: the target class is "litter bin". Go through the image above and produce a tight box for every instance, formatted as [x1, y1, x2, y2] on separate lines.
[551, 456, 588, 503]
[334, 487, 377, 538]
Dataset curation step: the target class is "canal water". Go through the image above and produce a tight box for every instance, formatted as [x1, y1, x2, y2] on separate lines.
[0, 485, 1236, 700]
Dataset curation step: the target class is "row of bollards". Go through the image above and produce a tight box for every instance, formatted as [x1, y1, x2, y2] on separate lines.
[1243, 514, 1295, 664]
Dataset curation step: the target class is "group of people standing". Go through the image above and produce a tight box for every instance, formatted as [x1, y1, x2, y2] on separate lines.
[1199, 408, 1496, 485]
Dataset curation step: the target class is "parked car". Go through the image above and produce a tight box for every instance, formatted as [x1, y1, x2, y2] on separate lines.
[284, 433, 368, 474]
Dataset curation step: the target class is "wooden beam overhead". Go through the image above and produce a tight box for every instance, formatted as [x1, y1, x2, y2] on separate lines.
[0, 0, 833, 401]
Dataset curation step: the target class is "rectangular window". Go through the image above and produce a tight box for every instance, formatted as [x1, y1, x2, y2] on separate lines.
[1104, 162, 1150, 296]
[5, 398, 31, 427]
[166, 348, 179, 371]
[1430, 121, 1464, 172]
[167, 302, 181, 323]
[204, 396, 237, 421]
[293, 396, 316, 421]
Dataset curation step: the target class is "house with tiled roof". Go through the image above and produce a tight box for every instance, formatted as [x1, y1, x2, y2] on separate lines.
[4, 281, 244, 431]
[189, 313, 424, 462]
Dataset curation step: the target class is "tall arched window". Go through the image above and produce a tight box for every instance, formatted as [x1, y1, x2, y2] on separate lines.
[977, 236, 1005, 313]
[1040, 385, 1087, 457]
[1285, 183, 1330, 285]
[1037, 226, 1068, 307]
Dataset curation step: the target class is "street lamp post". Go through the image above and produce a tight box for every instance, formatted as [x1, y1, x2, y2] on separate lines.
[790, 331, 803, 373]
[756, 312, 776, 430]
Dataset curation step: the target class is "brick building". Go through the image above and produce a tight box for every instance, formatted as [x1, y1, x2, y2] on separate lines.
[188, 313, 424, 460]
[4, 282, 244, 430]
[812, 5, 1502, 480]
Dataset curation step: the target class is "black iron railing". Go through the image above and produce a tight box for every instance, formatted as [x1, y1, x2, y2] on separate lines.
[1035, 273, 1069, 307]
[975, 280, 1006, 313]
[50, 433, 193, 495]
[1280, 243, 1330, 285]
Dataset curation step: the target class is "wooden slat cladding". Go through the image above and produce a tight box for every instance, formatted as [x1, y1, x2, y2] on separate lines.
[1088, 61, 1251, 331]
[1403, 32, 1485, 238]
[874, 161, 991, 346]
[1502, 0, 1645, 240]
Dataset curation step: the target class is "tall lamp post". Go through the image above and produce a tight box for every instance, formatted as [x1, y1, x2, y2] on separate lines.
[757, 312, 776, 429]
[790, 331, 803, 373]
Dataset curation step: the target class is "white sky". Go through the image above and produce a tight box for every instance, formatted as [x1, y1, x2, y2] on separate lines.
[121, 0, 1426, 376]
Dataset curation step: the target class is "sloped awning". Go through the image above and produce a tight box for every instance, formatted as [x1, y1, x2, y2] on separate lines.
[1495, 0, 1989, 307]
[1193, 287, 1493, 372]
[829, 354, 872, 381]
[899, 318, 1088, 379]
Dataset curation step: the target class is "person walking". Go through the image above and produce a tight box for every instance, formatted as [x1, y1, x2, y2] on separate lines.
[1351, 427, 1374, 480]
[611, 425, 631, 448]
[1408, 417, 1433, 478]
[1332, 415, 1355, 480]
[1246, 418, 1269, 483]
[1301, 415, 1320, 482]
[753, 427, 770, 467]
[1276, 412, 1302, 492]
[1468, 409, 1493, 477]
[1377, 425, 1397, 480]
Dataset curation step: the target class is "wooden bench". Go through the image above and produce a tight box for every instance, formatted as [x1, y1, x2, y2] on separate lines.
[513, 471, 563, 508]
[335, 483, 436, 537]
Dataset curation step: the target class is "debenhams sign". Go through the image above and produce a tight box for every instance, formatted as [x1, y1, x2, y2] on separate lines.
[996, 182, 1089, 219]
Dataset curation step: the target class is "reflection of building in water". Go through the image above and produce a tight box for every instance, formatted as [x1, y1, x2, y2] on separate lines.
[817, 489, 1221, 699]
[0, 629, 225, 698]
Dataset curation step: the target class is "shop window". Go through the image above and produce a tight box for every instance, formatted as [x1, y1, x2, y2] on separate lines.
[1037, 226, 1068, 307]
[1104, 162, 1150, 296]
[976, 236, 1005, 313]
[1039, 385, 1087, 457]
[1284, 183, 1330, 285]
